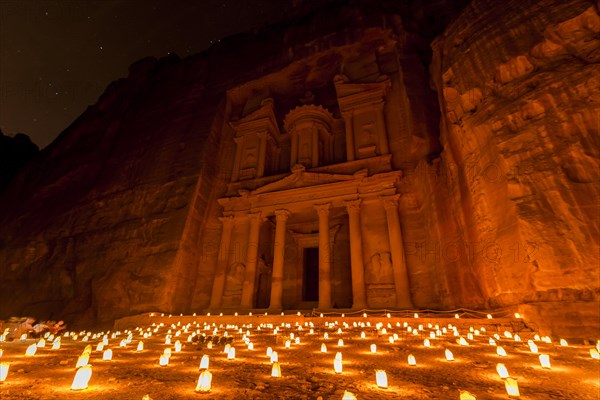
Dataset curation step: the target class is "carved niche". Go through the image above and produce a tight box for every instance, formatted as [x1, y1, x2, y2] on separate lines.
[334, 74, 391, 161]
[284, 105, 334, 169]
[230, 98, 280, 181]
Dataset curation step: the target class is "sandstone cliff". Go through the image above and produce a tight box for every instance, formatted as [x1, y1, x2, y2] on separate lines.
[0, 0, 597, 338]
[430, 0, 600, 337]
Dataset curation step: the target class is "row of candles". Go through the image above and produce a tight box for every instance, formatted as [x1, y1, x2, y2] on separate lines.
[1, 316, 599, 398]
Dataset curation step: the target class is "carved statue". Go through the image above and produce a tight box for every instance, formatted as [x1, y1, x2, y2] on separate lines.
[368, 252, 393, 283]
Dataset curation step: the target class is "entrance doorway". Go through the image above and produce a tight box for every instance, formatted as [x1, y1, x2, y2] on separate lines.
[303, 247, 319, 302]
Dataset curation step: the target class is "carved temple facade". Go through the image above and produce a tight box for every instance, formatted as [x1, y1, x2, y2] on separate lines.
[207, 74, 416, 311]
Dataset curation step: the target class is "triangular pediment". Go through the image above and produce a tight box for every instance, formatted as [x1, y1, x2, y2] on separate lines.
[252, 165, 366, 195]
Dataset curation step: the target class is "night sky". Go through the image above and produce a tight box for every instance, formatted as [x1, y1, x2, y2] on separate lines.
[0, 0, 298, 149]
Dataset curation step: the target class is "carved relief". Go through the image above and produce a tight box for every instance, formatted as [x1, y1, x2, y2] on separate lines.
[223, 262, 246, 299]
[367, 252, 394, 284]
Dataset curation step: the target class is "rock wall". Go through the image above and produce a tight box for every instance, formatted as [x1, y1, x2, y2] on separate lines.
[430, 0, 600, 337]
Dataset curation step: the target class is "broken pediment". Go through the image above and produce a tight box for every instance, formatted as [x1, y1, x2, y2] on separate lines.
[252, 164, 365, 195]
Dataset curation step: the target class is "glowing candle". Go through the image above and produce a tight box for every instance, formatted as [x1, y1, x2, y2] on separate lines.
[445, 349, 454, 361]
[199, 355, 209, 369]
[342, 391, 357, 400]
[25, 344, 37, 356]
[335, 352, 342, 361]
[266, 347, 273, 357]
[504, 377, 520, 397]
[271, 362, 281, 377]
[164, 348, 172, 358]
[174, 341, 182, 352]
[460, 390, 477, 400]
[20, 334, 27, 341]
[497, 346, 507, 357]
[102, 349, 112, 361]
[388, 337, 394, 344]
[496, 363, 509, 378]
[321, 343, 327, 353]
[36, 338, 46, 348]
[539, 354, 551, 369]
[333, 358, 342, 374]
[248, 342, 254, 350]
[137, 341, 144, 351]
[338, 339, 344, 347]
[285, 340, 290, 349]
[0, 362, 9, 382]
[590, 349, 600, 359]
[52, 340, 61, 350]
[424, 339, 431, 347]
[195, 370, 212, 392]
[375, 370, 388, 388]
[560, 339, 568, 347]
[227, 347, 235, 359]
[71, 365, 92, 390]
[96, 343, 104, 352]
[360, 332, 366, 339]
[76, 354, 89, 368]
[270, 351, 278, 363]
[487, 314, 492, 319]
[458, 337, 468, 346]
[514, 313, 521, 319]
[528, 341, 538, 353]
[408, 354, 416, 366]
[370, 344, 377, 353]
[223, 343, 231, 354]
[159, 354, 169, 366]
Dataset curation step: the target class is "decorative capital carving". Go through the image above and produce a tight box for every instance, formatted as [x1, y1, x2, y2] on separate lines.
[345, 199, 362, 212]
[256, 130, 268, 140]
[314, 203, 331, 216]
[218, 215, 235, 225]
[380, 194, 400, 210]
[274, 209, 291, 221]
[247, 211, 262, 221]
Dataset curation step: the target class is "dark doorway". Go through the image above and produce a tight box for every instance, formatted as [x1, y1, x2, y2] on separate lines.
[303, 247, 319, 301]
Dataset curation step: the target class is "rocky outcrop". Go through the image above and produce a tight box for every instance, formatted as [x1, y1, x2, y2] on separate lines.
[0, 131, 39, 192]
[430, 0, 600, 337]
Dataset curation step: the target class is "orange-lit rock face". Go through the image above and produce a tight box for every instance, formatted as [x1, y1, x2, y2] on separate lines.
[0, 0, 597, 338]
[430, 0, 600, 336]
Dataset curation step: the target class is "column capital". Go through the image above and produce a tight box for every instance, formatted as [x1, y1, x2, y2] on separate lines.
[218, 215, 235, 225]
[256, 130, 268, 140]
[274, 209, 291, 221]
[345, 199, 362, 212]
[247, 210, 262, 221]
[380, 194, 400, 210]
[314, 203, 331, 216]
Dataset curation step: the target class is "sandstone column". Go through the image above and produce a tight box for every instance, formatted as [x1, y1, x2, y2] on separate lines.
[231, 137, 244, 182]
[315, 203, 332, 309]
[342, 113, 355, 161]
[257, 132, 267, 178]
[381, 195, 413, 308]
[208, 215, 235, 309]
[312, 128, 319, 167]
[269, 209, 290, 310]
[345, 199, 367, 309]
[240, 211, 262, 309]
[290, 132, 298, 167]
[375, 103, 389, 155]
